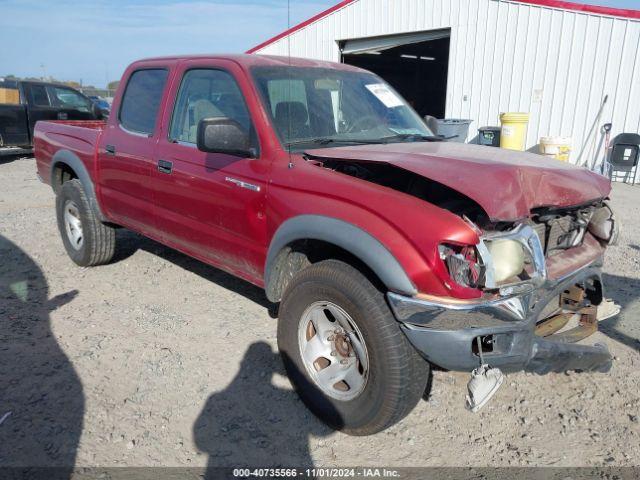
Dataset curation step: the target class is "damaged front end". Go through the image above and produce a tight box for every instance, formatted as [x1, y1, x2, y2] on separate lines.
[388, 202, 619, 376]
[305, 150, 619, 375]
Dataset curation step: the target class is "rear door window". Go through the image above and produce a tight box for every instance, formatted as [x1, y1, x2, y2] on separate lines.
[29, 85, 50, 107]
[119, 69, 168, 135]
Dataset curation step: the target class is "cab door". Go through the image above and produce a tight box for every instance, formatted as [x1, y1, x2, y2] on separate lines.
[151, 60, 269, 282]
[96, 65, 172, 237]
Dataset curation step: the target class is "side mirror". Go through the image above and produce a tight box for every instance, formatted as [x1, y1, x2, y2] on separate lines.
[92, 102, 109, 120]
[196, 117, 256, 158]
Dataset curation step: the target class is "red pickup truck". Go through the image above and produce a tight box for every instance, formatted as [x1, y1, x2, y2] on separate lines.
[35, 54, 618, 434]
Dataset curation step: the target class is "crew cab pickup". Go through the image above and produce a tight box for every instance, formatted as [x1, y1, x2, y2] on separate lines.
[0, 80, 106, 151]
[34, 55, 619, 434]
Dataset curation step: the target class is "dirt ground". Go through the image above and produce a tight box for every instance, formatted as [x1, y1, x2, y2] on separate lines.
[0, 156, 639, 469]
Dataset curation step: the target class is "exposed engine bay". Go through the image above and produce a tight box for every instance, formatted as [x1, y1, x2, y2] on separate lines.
[531, 202, 617, 256]
[309, 157, 489, 223]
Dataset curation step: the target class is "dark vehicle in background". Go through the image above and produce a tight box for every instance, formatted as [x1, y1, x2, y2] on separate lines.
[0, 80, 105, 151]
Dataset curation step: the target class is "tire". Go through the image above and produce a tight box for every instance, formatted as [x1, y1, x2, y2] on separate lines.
[277, 259, 429, 435]
[56, 179, 116, 266]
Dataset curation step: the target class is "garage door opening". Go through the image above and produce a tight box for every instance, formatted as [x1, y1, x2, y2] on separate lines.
[341, 29, 450, 120]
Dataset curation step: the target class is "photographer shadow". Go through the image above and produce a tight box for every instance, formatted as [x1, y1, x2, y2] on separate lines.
[193, 342, 339, 476]
[600, 272, 640, 353]
[0, 235, 83, 477]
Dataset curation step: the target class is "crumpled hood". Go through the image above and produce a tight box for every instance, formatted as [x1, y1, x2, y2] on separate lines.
[306, 142, 611, 221]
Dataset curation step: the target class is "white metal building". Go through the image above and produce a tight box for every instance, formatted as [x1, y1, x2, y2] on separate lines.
[249, 0, 640, 176]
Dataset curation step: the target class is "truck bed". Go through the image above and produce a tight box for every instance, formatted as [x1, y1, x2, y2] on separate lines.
[34, 120, 106, 186]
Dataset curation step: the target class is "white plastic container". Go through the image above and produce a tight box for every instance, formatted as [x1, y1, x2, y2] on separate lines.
[539, 136, 572, 162]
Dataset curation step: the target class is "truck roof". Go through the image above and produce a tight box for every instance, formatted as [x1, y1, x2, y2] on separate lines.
[1, 79, 82, 89]
[19, 80, 77, 87]
[131, 53, 365, 72]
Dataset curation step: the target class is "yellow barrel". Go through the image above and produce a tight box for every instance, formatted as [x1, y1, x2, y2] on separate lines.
[499, 112, 529, 151]
[539, 136, 572, 162]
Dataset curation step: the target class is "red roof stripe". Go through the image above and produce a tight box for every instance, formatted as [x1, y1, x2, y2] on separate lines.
[512, 0, 640, 18]
[246, 0, 357, 54]
[246, 0, 640, 54]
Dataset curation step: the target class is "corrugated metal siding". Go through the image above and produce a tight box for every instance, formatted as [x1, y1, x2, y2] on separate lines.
[255, 0, 640, 173]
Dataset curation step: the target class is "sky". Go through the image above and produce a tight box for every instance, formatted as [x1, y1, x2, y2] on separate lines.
[0, 0, 638, 88]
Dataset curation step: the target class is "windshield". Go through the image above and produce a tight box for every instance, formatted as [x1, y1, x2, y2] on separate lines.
[252, 66, 435, 148]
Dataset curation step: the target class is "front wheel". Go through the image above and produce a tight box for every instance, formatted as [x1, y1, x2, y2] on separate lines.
[277, 259, 430, 435]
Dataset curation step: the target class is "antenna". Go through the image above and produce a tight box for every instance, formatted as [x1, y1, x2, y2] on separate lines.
[287, 0, 291, 60]
[287, 0, 294, 168]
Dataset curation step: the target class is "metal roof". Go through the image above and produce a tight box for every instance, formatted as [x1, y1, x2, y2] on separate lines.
[247, 0, 640, 53]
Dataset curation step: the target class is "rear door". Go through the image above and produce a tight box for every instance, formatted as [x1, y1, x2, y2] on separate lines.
[96, 64, 172, 237]
[151, 59, 269, 282]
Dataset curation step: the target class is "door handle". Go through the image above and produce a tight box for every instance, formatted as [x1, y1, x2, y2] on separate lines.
[157, 159, 173, 174]
[225, 177, 261, 192]
[105, 144, 116, 155]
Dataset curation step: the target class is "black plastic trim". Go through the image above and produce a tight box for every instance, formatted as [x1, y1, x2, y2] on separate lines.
[50, 149, 106, 222]
[265, 215, 417, 302]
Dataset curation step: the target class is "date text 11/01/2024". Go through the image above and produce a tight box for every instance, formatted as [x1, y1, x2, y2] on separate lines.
[233, 468, 400, 478]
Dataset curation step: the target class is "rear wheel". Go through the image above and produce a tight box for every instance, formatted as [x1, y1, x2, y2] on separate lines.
[56, 179, 116, 266]
[277, 259, 429, 435]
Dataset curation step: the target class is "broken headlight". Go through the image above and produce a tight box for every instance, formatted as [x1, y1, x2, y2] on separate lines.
[477, 224, 547, 292]
[440, 225, 546, 293]
[439, 244, 483, 288]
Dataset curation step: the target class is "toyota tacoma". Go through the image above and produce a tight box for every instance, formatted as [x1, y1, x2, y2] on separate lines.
[34, 55, 618, 435]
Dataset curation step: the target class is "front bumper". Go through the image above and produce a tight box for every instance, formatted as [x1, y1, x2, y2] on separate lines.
[388, 261, 612, 374]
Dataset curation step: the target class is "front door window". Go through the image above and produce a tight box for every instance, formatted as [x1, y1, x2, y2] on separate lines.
[169, 69, 252, 144]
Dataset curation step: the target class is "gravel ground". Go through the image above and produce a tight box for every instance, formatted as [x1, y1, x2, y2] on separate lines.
[0, 156, 639, 469]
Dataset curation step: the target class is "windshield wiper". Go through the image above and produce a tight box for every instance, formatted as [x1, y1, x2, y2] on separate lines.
[378, 133, 445, 143]
[284, 133, 445, 148]
[284, 138, 385, 147]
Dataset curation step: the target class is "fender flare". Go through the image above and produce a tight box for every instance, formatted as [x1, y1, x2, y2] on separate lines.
[50, 149, 106, 221]
[265, 214, 417, 301]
